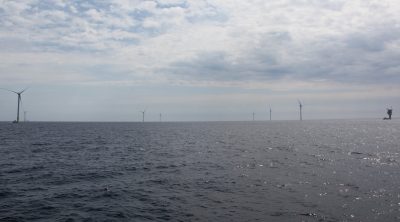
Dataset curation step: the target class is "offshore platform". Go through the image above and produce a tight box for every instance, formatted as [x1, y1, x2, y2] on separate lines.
[383, 107, 393, 120]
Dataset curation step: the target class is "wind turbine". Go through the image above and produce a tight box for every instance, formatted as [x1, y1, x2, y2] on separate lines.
[159, 113, 162, 122]
[269, 107, 272, 121]
[140, 109, 146, 122]
[1, 88, 28, 123]
[252, 112, 255, 121]
[298, 99, 303, 121]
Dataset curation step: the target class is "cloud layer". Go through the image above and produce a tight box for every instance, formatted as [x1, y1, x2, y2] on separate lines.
[1, 0, 400, 86]
[1, 0, 400, 121]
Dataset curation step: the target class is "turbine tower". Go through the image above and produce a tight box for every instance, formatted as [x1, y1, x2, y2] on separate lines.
[1, 88, 28, 123]
[298, 99, 303, 121]
[159, 113, 162, 122]
[253, 112, 255, 121]
[140, 109, 146, 122]
[269, 107, 272, 121]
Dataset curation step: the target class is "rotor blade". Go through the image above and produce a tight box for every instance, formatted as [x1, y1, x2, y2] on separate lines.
[0, 88, 18, 94]
[19, 87, 29, 94]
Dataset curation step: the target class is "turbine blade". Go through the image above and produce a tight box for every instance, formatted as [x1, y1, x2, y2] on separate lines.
[19, 87, 29, 94]
[20, 95, 23, 110]
[0, 88, 18, 94]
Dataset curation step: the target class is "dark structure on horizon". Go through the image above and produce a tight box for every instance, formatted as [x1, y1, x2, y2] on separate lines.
[384, 107, 393, 120]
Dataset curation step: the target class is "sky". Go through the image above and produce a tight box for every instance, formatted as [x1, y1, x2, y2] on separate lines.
[0, 0, 399, 121]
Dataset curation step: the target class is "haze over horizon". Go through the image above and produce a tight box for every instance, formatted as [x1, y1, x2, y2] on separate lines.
[1, 0, 399, 122]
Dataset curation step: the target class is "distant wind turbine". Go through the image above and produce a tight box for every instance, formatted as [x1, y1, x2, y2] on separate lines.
[269, 107, 272, 121]
[298, 99, 303, 121]
[253, 112, 255, 121]
[140, 109, 146, 122]
[1, 88, 28, 123]
[159, 113, 162, 122]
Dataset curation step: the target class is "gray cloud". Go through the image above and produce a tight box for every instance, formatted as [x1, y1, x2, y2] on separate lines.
[345, 27, 400, 52]
[166, 51, 292, 82]
[164, 20, 400, 85]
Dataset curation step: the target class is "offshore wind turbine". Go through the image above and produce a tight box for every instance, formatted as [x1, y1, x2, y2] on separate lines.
[140, 109, 146, 122]
[298, 99, 303, 121]
[1, 88, 28, 123]
[269, 107, 272, 121]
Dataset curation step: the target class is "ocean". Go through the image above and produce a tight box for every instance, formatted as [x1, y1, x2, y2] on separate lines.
[0, 120, 399, 221]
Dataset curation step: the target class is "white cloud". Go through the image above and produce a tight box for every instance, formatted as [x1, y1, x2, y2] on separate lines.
[85, 8, 103, 21]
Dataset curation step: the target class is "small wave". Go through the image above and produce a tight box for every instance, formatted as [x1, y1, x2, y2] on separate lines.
[0, 190, 15, 198]
[31, 142, 52, 146]
[4, 165, 45, 174]
[52, 192, 86, 200]
[348, 151, 363, 155]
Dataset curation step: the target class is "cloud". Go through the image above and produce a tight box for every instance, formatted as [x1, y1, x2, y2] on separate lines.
[1, 0, 400, 87]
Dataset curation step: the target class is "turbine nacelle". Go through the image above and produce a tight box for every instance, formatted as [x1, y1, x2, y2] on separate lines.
[298, 99, 303, 107]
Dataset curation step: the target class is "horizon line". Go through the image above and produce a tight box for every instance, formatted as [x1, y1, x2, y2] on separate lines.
[1, 117, 397, 123]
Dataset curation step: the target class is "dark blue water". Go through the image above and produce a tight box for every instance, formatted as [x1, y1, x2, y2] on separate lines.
[0, 120, 399, 221]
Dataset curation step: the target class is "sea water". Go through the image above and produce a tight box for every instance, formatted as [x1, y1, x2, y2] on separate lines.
[0, 120, 399, 221]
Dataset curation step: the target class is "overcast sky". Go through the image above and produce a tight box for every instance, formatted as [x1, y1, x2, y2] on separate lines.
[0, 0, 399, 121]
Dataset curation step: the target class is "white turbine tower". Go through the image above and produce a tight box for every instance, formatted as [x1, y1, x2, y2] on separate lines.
[298, 99, 303, 121]
[1, 88, 28, 123]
